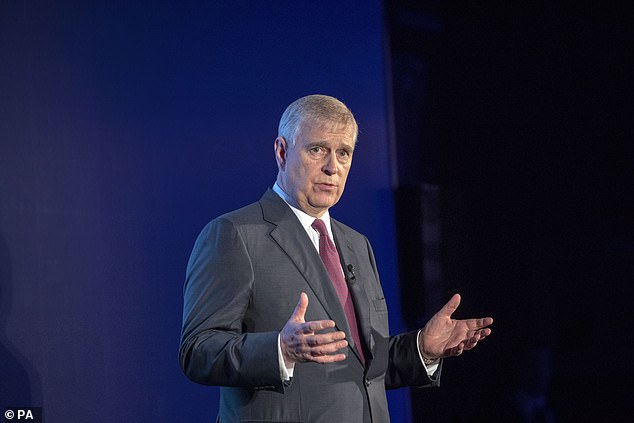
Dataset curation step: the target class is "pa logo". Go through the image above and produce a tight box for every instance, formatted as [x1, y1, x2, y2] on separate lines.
[4, 408, 38, 421]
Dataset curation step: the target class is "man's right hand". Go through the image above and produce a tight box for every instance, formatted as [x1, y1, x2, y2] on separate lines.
[280, 292, 348, 367]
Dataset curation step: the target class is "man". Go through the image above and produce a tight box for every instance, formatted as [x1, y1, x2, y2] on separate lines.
[179, 95, 493, 422]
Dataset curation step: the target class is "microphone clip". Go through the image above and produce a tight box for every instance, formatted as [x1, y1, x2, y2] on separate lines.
[347, 264, 356, 282]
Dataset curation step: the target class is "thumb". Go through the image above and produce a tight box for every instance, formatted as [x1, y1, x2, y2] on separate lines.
[290, 292, 309, 323]
[438, 293, 461, 318]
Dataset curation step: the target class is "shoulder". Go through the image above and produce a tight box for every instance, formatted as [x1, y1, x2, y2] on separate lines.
[215, 201, 263, 225]
[189, 202, 268, 260]
[211, 188, 290, 227]
[194, 203, 263, 243]
[331, 218, 370, 245]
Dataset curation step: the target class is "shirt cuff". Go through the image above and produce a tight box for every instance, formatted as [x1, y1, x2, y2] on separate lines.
[417, 329, 440, 375]
[278, 334, 295, 381]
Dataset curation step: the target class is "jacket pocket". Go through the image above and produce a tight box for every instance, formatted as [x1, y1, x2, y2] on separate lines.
[372, 297, 387, 312]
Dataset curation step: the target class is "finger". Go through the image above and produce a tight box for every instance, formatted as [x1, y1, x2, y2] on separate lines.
[474, 317, 494, 328]
[437, 293, 461, 318]
[454, 342, 465, 355]
[290, 339, 348, 363]
[464, 334, 481, 350]
[312, 352, 347, 364]
[290, 292, 309, 323]
[463, 317, 494, 331]
[465, 326, 493, 348]
[308, 338, 348, 354]
[466, 327, 490, 339]
[305, 331, 347, 346]
[464, 342, 477, 350]
[475, 329, 491, 344]
[307, 339, 349, 363]
[444, 341, 465, 357]
[298, 320, 338, 334]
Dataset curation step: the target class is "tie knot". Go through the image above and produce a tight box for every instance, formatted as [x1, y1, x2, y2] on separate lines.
[311, 218, 328, 237]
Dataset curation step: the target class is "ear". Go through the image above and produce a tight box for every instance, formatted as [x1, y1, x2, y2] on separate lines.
[274, 136, 289, 170]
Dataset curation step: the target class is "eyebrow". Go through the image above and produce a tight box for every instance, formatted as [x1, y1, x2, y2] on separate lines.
[308, 141, 355, 151]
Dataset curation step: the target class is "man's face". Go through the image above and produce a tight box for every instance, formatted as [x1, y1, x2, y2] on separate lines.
[275, 120, 355, 217]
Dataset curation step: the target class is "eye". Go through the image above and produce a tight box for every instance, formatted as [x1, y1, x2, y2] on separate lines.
[308, 146, 327, 157]
[337, 149, 352, 160]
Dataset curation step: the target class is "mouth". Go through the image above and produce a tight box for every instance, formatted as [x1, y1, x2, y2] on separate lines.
[315, 182, 338, 191]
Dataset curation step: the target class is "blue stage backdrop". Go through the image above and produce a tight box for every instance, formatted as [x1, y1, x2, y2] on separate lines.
[1, 1, 411, 421]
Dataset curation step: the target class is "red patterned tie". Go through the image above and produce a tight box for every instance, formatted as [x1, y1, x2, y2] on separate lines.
[312, 218, 365, 364]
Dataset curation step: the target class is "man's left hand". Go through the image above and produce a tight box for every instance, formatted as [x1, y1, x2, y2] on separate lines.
[418, 294, 493, 360]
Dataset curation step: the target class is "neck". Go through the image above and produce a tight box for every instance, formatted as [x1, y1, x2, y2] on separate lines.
[273, 180, 327, 218]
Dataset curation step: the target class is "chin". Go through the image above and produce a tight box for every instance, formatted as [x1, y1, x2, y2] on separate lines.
[309, 199, 337, 211]
[322, 195, 340, 205]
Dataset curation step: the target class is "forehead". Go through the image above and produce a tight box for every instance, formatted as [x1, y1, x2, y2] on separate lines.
[298, 120, 356, 146]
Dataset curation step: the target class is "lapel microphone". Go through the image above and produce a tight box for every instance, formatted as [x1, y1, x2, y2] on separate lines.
[346, 264, 356, 283]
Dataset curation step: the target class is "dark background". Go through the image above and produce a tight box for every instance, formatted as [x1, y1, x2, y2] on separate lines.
[2, 1, 632, 422]
[387, 1, 632, 421]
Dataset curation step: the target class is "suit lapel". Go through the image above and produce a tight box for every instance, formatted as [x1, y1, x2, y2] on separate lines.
[332, 219, 373, 363]
[259, 190, 353, 353]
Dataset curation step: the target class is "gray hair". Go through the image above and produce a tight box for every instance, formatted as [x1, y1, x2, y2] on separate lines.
[278, 94, 358, 146]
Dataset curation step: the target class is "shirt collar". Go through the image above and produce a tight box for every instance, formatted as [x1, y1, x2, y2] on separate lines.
[272, 182, 334, 239]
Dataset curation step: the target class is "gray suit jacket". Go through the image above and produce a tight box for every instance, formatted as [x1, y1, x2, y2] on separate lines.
[179, 189, 440, 423]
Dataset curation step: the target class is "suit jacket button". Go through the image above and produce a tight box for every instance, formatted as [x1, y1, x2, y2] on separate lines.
[365, 378, 371, 387]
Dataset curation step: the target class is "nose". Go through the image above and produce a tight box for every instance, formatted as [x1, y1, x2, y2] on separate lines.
[322, 152, 338, 175]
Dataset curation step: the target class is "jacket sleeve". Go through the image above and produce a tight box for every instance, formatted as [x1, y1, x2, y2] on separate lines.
[178, 217, 286, 392]
[385, 331, 442, 389]
[363, 237, 442, 389]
